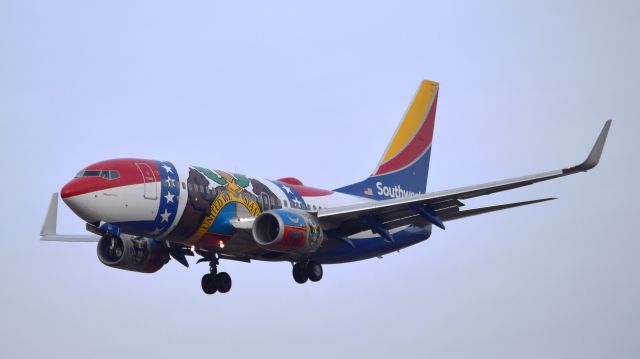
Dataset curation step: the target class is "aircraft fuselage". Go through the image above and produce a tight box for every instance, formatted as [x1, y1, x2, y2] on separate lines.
[61, 158, 431, 264]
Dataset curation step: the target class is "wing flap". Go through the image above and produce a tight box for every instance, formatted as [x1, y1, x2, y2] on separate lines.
[334, 198, 554, 236]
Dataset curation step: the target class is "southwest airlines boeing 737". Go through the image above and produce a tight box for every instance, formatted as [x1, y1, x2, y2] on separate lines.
[41, 81, 612, 295]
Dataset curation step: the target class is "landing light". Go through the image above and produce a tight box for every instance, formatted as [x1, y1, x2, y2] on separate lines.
[218, 241, 225, 249]
[190, 245, 195, 252]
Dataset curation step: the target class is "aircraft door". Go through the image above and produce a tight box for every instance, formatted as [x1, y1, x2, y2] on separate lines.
[135, 163, 158, 200]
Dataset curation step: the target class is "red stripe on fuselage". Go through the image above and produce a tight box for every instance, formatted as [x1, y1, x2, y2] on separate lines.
[61, 158, 159, 198]
[277, 177, 304, 186]
[374, 93, 437, 175]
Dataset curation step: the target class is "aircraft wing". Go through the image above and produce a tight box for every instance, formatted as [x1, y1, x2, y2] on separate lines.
[40, 193, 99, 242]
[316, 120, 611, 236]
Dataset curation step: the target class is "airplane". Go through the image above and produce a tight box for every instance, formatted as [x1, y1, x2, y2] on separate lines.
[41, 80, 612, 295]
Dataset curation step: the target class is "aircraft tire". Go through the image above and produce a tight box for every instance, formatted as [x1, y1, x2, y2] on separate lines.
[292, 263, 308, 284]
[306, 261, 323, 282]
[216, 272, 232, 293]
[201, 273, 217, 295]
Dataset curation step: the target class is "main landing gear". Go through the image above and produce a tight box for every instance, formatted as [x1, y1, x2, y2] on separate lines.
[292, 261, 323, 284]
[199, 254, 232, 295]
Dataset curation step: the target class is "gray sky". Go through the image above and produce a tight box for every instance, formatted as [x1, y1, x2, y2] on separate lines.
[1, 1, 638, 358]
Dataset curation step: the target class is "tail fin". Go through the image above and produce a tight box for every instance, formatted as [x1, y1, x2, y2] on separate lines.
[335, 80, 439, 200]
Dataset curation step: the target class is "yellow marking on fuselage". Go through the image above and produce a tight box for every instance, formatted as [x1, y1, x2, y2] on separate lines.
[381, 80, 438, 163]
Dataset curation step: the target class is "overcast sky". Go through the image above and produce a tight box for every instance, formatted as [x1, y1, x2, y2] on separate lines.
[1, 1, 638, 358]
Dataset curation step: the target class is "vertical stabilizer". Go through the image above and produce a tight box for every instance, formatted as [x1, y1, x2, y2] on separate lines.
[335, 80, 439, 200]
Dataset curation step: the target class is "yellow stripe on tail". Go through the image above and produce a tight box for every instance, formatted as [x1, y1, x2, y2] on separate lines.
[379, 80, 439, 164]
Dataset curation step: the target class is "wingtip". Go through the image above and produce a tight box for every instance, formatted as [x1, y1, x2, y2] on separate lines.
[566, 120, 611, 173]
[40, 193, 59, 236]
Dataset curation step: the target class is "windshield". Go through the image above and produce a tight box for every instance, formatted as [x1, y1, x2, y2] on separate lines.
[75, 170, 120, 180]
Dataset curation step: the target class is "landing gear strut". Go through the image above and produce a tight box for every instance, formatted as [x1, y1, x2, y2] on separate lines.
[199, 254, 232, 295]
[292, 261, 323, 284]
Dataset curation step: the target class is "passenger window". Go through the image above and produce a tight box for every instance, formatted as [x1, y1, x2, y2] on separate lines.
[283, 200, 288, 208]
[181, 182, 186, 190]
[199, 184, 205, 193]
[261, 193, 271, 210]
[313, 205, 317, 210]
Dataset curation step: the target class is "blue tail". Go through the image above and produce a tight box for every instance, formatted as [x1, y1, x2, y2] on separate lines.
[334, 80, 439, 200]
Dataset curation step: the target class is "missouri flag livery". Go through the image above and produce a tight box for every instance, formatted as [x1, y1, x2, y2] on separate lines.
[41, 80, 612, 295]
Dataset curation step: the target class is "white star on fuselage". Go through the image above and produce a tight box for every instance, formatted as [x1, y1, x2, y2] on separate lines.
[282, 185, 293, 195]
[292, 197, 302, 207]
[160, 209, 171, 222]
[165, 177, 176, 187]
[150, 227, 163, 236]
[162, 164, 173, 173]
[164, 192, 175, 203]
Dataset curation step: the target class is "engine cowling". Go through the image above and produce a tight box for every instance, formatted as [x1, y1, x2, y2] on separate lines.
[97, 235, 170, 273]
[252, 209, 324, 254]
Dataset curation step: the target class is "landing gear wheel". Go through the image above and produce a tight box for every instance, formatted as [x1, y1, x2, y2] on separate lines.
[201, 273, 217, 295]
[306, 261, 323, 282]
[292, 263, 308, 284]
[216, 272, 232, 293]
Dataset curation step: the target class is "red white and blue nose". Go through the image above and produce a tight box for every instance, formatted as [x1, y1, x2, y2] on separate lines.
[61, 159, 181, 237]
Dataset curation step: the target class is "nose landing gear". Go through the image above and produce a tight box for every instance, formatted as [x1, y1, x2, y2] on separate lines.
[292, 261, 323, 284]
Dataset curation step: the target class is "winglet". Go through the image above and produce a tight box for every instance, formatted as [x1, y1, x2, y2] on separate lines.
[41, 193, 59, 236]
[40, 192, 107, 242]
[567, 120, 612, 173]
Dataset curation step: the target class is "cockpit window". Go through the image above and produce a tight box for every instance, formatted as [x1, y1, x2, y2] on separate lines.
[84, 170, 101, 177]
[74, 170, 120, 180]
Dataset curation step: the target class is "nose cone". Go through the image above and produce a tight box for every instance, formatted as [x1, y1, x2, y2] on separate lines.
[60, 178, 101, 222]
[61, 158, 169, 227]
[61, 179, 88, 199]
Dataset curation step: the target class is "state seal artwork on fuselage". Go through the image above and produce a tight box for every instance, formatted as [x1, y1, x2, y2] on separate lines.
[165, 166, 285, 248]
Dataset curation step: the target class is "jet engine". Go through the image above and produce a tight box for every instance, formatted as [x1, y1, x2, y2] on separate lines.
[252, 209, 324, 253]
[97, 235, 170, 273]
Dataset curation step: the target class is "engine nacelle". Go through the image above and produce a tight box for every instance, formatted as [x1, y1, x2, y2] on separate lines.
[252, 209, 324, 254]
[97, 235, 169, 273]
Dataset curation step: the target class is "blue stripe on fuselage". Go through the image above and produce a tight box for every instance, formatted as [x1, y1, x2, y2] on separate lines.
[310, 224, 432, 264]
[334, 148, 431, 200]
